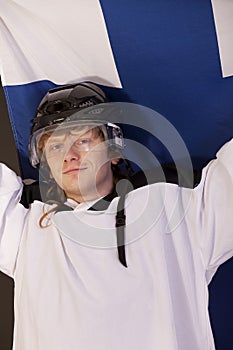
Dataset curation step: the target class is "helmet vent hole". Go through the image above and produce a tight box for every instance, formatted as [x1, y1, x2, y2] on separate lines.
[46, 101, 71, 114]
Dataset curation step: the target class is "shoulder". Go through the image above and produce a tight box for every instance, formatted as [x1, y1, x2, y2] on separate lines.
[20, 165, 202, 209]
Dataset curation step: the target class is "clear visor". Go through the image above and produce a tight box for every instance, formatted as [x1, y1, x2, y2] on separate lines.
[29, 120, 124, 168]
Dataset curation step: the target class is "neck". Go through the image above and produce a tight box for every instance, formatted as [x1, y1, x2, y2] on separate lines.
[65, 183, 115, 204]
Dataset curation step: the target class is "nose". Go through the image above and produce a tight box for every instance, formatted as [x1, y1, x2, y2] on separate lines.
[63, 143, 81, 162]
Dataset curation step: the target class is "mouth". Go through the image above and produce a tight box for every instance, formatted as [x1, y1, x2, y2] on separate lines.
[63, 167, 87, 175]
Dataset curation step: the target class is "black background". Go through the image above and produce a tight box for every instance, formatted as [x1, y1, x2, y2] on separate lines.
[0, 80, 19, 350]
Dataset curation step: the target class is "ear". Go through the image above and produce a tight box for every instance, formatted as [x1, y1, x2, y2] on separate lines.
[111, 158, 120, 165]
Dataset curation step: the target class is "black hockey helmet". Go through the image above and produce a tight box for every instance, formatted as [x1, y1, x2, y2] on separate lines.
[29, 82, 124, 167]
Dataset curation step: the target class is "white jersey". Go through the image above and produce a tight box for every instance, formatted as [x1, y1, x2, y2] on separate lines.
[1, 140, 233, 350]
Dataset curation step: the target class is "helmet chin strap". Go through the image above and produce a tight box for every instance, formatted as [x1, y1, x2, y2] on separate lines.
[116, 194, 127, 267]
[115, 178, 132, 268]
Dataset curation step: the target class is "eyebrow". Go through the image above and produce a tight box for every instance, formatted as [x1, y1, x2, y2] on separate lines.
[46, 130, 95, 143]
[46, 135, 67, 143]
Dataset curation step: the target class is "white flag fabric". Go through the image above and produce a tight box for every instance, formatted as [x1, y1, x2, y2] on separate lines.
[211, 0, 233, 78]
[0, 0, 121, 87]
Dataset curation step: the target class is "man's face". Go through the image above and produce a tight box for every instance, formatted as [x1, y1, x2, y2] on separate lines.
[43, 126, 117, 202]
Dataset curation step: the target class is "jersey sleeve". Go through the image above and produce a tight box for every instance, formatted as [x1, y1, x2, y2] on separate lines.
[194, 139, 233, 282]
[0, 163, 28, 277]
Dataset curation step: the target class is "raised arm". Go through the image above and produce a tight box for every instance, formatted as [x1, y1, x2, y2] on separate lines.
[192, 138, 233, 282]
[0, 164, 27, 277]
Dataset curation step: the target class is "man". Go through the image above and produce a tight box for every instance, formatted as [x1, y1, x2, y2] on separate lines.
[0, 82, 232, 349]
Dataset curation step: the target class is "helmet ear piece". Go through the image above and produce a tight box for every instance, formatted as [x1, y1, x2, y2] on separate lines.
[108, 145, 122, 159]
[105, 123, 124, 151]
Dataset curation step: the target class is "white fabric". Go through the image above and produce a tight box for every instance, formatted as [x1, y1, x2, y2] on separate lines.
[211, 0, 233, 78]
[0, 0, 121, 87]
[1, 140, 233, 349]
[65, 197, 104, 211]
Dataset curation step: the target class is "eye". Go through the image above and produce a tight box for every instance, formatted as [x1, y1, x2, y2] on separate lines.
[76, 138, 93, 146]
[48, 143, 64, 152]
